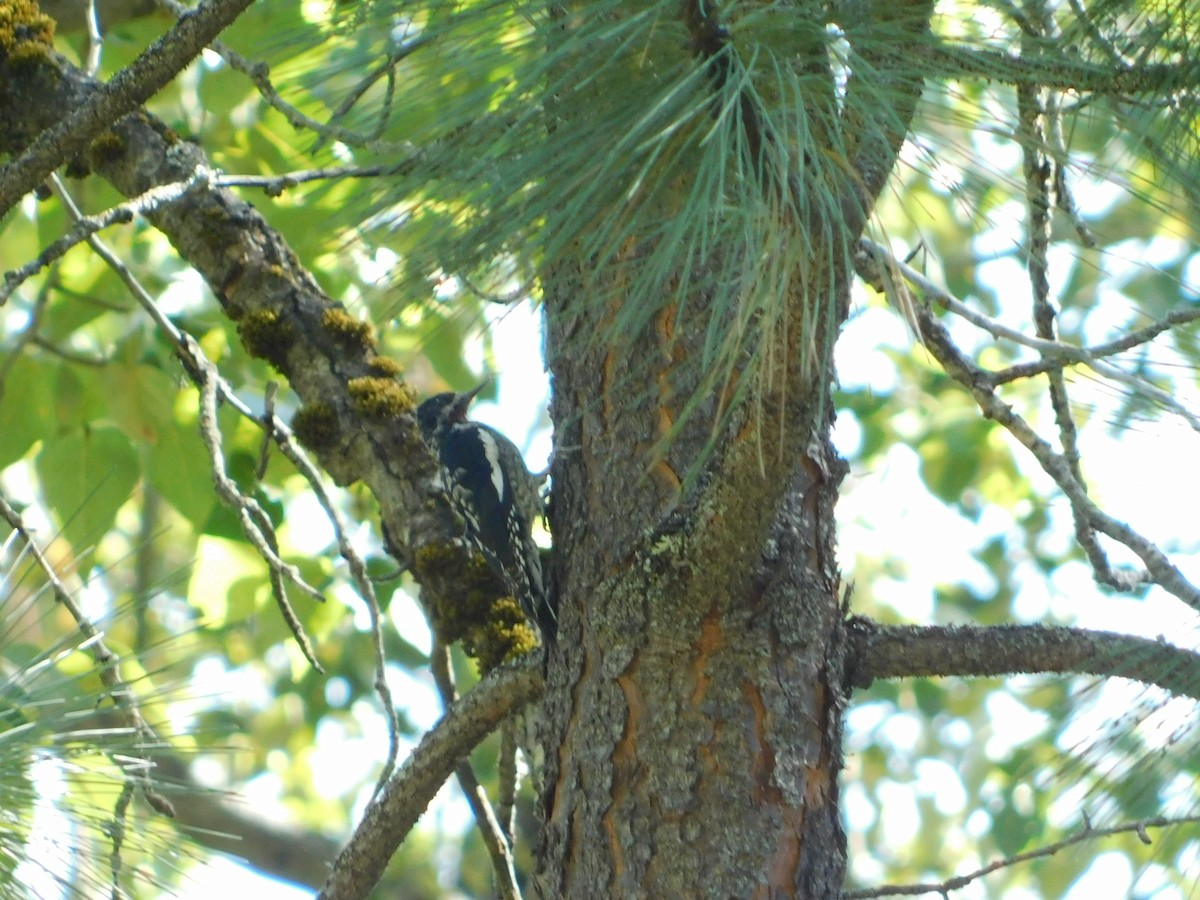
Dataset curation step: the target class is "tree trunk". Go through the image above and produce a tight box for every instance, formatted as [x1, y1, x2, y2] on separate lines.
[539, 241, 852, 896]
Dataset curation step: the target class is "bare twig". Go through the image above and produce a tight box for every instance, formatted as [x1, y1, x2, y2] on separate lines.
[84, 0, 104, 75]
[855, 238, 1200, 378]
[257, 391, 402, 786]
[195, 372, 326, 671]
[45, 169, 403, 785]
[30, 169, 401, 776]
[212, 166, 403, 195]
[0, 270, 56, 388]
[498, 719, 519, 843]
[912, 301, 1200, 610]
[843, 813, 1200, 898]
[313, 28, 432, 151]
[1017, 61, 1124, 590]
[109, 782, 135, 900]
[858, 239, 1200, 432]
[1, 172, 211, 306]
[152, 0, 423, 154]
[431, 640, 522, 900]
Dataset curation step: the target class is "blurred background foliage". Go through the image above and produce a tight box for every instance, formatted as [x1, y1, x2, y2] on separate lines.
[1, 0, 1198, 896]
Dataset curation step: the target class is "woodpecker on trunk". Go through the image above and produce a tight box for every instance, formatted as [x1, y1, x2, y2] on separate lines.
[416, 384, 555, 643]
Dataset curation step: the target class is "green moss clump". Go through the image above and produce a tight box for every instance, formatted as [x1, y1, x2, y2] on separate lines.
[366, 355, 404, 378]
[348, 376, 416, 419]
[291, 403, 339, 453]
[465, 597, 539, 671]
[238, 308, 295, 369]
[412, 545, 538, 670]
[0, 1, 55, 62]
[322, 308, 376, 353]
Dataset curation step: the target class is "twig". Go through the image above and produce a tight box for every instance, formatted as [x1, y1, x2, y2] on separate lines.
[28, 167, 402, 774]
[1018, 65, 1121, 587]
[212, 166, 403, 196]
[912, 301, 1200, 610]
[84, 0, 104, 76]
[858, 239, 1200, 432]
[855, 238, 1200, 373]
[195, 372, 326, 671]
[28, 334, 110, 366]
[257, 389, 402, 786]
[109, 782, 135, 900]
[498, 720, 519, 843]
[431, 640, 522, 900]
[843, 813, 1200, 898]
[152, 0, 422, 154]
[312, 30, 432, 151]
[1, 172, 211, 307]
[0, 269, 56, 388]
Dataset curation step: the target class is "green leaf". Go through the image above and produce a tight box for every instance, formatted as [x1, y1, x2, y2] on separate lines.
[0, 356, 55, 468]
[98, 363, 177, 444]
[146, 419, 216, 527]
[36, 426, 139, 555]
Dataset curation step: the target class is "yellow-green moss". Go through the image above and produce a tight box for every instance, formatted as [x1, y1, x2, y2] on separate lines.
[322, 308, 376, 353]
[291, 402, 339, 453]
[464, 596, 539, 671]
[415, 544, 488, 632]
[238, 308, 295, 369]
[366, 355, 404, 378]
[412, 544, 538, 669]
[0, 1, 55, 61]
[348, 376, 416, 419]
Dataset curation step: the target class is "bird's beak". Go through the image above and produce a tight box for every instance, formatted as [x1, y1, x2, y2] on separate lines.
[464, 380, 488, 403]
[452, 379, 489, 418]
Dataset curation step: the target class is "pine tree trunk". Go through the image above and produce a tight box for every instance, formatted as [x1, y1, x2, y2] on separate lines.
[538, 245, 853, 896]
[528, 0, 930, 880]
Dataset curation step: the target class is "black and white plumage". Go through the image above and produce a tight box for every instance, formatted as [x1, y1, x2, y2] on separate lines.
[417, 384, 555, 643]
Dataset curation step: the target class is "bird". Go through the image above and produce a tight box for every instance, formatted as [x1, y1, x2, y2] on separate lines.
[416, 384, 555, 643]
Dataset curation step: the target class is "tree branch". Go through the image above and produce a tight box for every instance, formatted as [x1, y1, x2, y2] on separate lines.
[856, 237, 1200, 431]
[2, 172, 210, 304]
[927, 42, 1200, 97]
[0, 0, 254, 219]
[147, 752, 342, 890]
[846, 617, 1200, 701]
[318, 660, 543, 900]
[0, 32, 499, 642]
[150, 0, 425, 153]
[49, 173, 328, 671]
